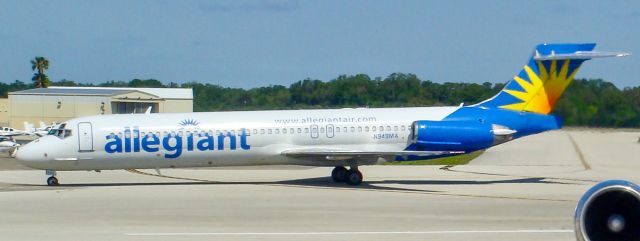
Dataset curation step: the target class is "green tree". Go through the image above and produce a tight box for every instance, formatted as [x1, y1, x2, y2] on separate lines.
[2, 73, 637, 127]
[30, 56, 50, 88]
[128, 79, 164, 87]
[52, 79, 78, 86]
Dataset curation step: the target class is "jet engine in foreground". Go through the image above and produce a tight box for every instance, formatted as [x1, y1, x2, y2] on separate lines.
[575, 180, 640, 241]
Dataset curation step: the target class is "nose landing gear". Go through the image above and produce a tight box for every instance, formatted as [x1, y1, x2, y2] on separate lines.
[331, 166, 363, 186]
[45, 170, 59, 186]
[47, 176, 59, 186]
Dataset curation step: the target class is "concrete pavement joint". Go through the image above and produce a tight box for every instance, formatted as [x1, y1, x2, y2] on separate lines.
[565, 131, 591, 170]
[442, 166, 598, 184]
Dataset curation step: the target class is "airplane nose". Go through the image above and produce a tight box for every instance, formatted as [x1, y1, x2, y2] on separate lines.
[14, 146, 35, 161]
[13, 141, 48, 168]
[13, 136, 67, 170]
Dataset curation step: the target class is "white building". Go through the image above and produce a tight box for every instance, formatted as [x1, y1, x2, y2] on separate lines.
[1, 86, 193, 128]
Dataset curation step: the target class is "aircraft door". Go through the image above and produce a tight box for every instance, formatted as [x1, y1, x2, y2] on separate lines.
[326, 124, 334, 138]
[77, 122, 94, 152]
[310, 124, 319, 139]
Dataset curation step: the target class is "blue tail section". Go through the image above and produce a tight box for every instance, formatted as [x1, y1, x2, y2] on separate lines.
[477, 43, 596, 114]
[399, 43, 627, 161]
[405, 107, 562, 153]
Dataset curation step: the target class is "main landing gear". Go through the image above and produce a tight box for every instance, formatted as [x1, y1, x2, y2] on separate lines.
[46, 170, 59, 186]
[331, 166, 363, 186]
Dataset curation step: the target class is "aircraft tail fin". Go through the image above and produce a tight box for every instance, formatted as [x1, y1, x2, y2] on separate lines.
[476, 43, 629, 115]
[23, 122, 35, 132]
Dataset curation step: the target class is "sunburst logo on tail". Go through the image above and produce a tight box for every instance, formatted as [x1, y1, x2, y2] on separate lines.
[499, 59, 580, 114]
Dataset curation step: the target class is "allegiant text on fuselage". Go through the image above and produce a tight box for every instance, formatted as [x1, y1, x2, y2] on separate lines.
[104, 127, 251, 158]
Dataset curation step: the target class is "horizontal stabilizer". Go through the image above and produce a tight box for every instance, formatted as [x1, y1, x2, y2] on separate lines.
[534, 50, 630, 60]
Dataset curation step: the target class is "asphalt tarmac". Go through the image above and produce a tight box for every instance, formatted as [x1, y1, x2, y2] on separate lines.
[0, 129, 638, 241]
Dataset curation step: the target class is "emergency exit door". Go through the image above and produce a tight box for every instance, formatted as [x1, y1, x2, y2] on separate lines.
[78, 122, 94, 152]
[326, 124, 334, 138]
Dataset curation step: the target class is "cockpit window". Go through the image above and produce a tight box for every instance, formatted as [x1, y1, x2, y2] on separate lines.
[48, 123, 72, 139]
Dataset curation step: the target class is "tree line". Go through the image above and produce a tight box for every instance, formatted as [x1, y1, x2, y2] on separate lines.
[1, 73, 638, 127]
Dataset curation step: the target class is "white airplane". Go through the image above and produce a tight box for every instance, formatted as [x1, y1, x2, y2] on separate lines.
[0, 136, 19, 153]
[0, 126, 29, 138]
[12, 43, 629, 186]
[24, 121, 57, 137]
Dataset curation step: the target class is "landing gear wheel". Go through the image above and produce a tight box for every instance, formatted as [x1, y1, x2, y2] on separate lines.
[331, 166, 348, 183]
[345, 169, 363, 186]
[46, 176, 59, 186]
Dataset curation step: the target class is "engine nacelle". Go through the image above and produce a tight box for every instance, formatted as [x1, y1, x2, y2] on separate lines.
[575, 180, 640, 241]
[410, 120, 512, 152]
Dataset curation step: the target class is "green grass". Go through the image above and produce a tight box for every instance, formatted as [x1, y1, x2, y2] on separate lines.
[383, 150, 485, 166]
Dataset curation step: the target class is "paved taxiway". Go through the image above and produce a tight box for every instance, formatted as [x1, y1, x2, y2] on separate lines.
[0, 129, 638, 241]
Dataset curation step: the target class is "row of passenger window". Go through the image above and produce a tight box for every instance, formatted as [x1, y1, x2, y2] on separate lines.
[110, 125, 411, 137]
[248, 124, 411, 135]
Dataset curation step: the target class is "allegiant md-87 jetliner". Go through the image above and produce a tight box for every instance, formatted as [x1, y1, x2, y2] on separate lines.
[13, 43, 629, 186]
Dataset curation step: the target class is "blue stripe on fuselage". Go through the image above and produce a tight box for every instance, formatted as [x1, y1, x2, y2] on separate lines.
[443, 106, 562, 139]
[399, 106, 562, 161]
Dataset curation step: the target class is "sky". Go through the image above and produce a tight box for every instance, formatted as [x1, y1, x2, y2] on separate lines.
[0, 0, 638, 89]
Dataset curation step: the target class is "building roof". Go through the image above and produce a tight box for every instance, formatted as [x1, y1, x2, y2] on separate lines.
[10, 87, 193, 99]
[10, 88, 132, 96]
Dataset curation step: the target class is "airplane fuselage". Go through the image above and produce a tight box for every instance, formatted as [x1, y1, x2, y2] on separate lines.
[16, 106, 460, 170]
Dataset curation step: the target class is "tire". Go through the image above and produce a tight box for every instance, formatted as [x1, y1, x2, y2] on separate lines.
[331, 166, 348, 183]
[345, 169, 363, 186]
[46, 176, 59, 186]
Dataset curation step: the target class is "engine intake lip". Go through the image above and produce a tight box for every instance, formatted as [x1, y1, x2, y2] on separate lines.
[575, 180, 640, 241]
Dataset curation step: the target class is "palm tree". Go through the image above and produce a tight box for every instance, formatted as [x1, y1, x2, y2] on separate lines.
[31, 56, 50, 88]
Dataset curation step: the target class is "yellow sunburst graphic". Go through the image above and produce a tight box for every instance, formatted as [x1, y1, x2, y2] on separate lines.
[500, 60, 579, 114]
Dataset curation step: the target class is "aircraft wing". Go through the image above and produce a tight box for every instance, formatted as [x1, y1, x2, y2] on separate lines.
[0, 133, 25, 137]
[281, 148, 464, 161]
